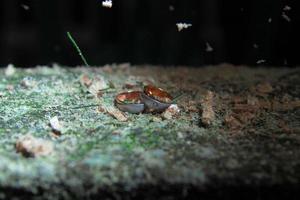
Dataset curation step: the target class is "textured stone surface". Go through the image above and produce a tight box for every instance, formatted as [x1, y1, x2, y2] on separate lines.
[0, 64, 299, 199]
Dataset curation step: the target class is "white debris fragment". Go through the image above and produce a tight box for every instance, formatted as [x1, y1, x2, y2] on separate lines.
[176, 23, 192, 32]
[102, 0, 112, 8]
[21, 4, 30, 10]
[177, 132, 185, 139]
[5, 64, 16, 77]
[49, 116, 63, 134]
[88, 76, 109, 97]
[253, 43, 259, 49]
[283, 5, 291, 11]
[268, 18, 272, 23]
[20, 77, 37, 88]
[162, 104, 180, 120]
[256, 59, 266, 64]
[205, 42, 214, 52]
[16, 134, 54, 157]
[282, 12, 291, 22]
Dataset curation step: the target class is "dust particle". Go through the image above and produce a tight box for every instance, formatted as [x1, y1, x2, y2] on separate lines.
[176, 23, 192, 32]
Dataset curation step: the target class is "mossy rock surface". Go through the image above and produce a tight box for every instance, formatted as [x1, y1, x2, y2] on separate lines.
[0, 64, 299, 199]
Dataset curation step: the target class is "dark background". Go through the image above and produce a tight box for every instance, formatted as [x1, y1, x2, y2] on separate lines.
[0, 0, 298, 67]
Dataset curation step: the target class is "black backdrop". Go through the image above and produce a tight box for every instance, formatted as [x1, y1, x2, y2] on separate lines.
[0, 0, 298, 67]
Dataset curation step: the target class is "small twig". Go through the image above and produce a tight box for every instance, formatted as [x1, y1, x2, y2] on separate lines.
[67, 32, 90, 67]
[68, 104, 100, 110]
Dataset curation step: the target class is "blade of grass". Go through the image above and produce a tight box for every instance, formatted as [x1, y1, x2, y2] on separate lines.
[67, 31, 90, 67]
[172, 93, 185, 103]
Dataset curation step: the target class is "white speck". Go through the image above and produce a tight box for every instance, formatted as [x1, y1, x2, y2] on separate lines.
[169, 5, 175, 11]
[176, 23, 192, 32]
[168, 104, 180, 112]
[177, 132, 184, 139]
[240, 7, 244, 12]
[20, 77, 37, 88]
[253, 43, 259, 49]
[21, 4, 30, 11]
[283, 5, 291, 11]
[268, 18, 272, 23]
[49, 116, 63, 133]
[162, 104, 180, 120]
[205, 42, 214, 52]
[256, 59, 266, 64]
[282, 12, 291, 22]
[102, 0, 112, 8]
[5, 64, 16, 77]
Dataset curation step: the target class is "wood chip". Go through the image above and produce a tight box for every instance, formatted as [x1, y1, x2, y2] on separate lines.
[272, 100, 300, 111]
[80, 75, 109, 97]
[256, 82, 273, 94]
[16, 134, 54, 157]
[226, 95, 260, 131]
[182, 100, 198, 112]
[105, 105, 128, 122]
[258, 99, 272, 110]
[80, 74, 93, 87]
[88, 77, 109, 97]
[97, 105, 106, 113]
[224, 114, 242, 131]
[200, 90, 215, 126]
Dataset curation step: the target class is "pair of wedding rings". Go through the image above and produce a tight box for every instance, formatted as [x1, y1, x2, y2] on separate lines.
[115, 85, 173, 114]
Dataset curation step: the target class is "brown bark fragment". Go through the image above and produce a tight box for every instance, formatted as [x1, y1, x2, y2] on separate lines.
[105, 105, 128, 122]
[200, 90, 215, 126]
[16, 134, 54, 157]
[256, 82, 273, 94]
[80, 74, 93, 87]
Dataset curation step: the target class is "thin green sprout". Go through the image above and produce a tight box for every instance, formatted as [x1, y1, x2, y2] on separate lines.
[67, 31, 90, 67]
